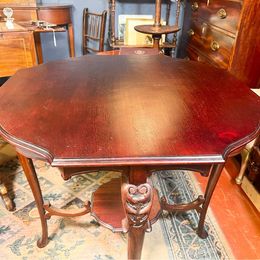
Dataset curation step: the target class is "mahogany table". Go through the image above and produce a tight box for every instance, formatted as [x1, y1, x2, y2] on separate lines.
[0, 55, 259, 259]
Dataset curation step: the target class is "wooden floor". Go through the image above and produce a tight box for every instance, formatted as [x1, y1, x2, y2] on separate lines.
[195, 158, 260, 259]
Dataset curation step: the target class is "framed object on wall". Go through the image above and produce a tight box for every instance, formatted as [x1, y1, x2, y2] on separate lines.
[118, 14, 153, 41]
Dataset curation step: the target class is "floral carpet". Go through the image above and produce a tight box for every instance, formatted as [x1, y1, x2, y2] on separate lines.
[0, 159, 233, 260]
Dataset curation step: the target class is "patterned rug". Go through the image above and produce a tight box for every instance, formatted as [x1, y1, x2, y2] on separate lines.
[0, 159, 234, 260]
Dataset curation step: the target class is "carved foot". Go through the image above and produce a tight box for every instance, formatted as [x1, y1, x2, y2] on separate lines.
[43, 200, 91, 219]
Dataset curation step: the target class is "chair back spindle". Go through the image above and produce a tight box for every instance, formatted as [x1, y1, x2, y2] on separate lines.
[82, 8, 107, 54]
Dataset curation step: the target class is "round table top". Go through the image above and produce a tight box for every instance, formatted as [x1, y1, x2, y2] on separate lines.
[134, 25, 180, 35]
[0, 55, 259, 166]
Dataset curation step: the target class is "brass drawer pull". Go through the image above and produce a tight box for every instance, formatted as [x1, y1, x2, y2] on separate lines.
[211, 41, 220, 51]
[201, 23, 208, 36]
[187, 29, 195, 36]
[217, 8, 227, 19]
[191, 2, 199, 11]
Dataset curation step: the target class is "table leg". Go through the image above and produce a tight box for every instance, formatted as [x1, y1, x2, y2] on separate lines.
[17, 153, 48, 248]
[159, 163, 224, 239]
[128, 228, 146, 259]
[34, 33, 44, 64]
[197, 163, 224, 238]
[68, 23, 75, 58]
[153, 35, 161, 50]
[121, 167, 153, 260]
[0, 181, 15, 211]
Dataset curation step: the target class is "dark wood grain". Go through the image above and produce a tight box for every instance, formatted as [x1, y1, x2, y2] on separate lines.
[179, 0, 259, 88]
[0, 55, 259, 166]
[229, 0, 260, 88]
[190, 0, 242, 34]
[185, 18, 235, 69]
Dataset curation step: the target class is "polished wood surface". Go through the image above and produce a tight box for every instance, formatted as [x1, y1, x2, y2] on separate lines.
[179, 0, 260, 88]
[189, 0, 242, 34]
[1, 55, 259, 259]
[229, 0, 260, 88]
[184, 19, 235, 69]
[135, 24, 179, 35]
[0, 55, 259, 166]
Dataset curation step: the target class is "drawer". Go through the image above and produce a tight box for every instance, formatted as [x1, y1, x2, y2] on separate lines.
[184, 43, 224, 69]
[186, 19, 235, 68]
[37, 8, 71, 25]
[185, 45, 209, 64]
[190, 0, 242, 34]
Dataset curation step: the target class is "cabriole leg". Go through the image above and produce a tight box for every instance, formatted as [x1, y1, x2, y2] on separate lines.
[17, 153, 48, 248]
[197, 163, 224, 238]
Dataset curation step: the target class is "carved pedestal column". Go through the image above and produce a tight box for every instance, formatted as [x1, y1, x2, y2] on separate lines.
[121, 176, 153, 260]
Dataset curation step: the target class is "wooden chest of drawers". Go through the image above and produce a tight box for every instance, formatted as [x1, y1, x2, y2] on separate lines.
[0, 22, 37, 78]
[179, 0, 260, 88]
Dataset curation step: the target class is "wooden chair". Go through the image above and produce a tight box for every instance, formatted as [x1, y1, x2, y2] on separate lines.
[82, 8, 107, 55]
[0, 138, 16, 211]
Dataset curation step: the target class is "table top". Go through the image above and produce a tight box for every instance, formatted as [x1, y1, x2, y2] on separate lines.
[135, 25, 180, 35]
[0, 55, 259, 167]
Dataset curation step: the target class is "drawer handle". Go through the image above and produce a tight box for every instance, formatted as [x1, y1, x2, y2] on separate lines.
[211, 41, 220, 51]
[191, 2, 199, 11]
[217, 8, 227, 19]
[201, 23, 208, 36]
[187, 29, 195, 36]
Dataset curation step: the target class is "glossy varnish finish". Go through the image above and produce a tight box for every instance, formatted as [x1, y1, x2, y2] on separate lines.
[0, 55, 259, 259]
[0, 55, 259, 166]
